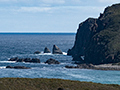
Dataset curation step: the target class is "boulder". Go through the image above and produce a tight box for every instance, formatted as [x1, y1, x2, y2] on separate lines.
[34, 51, 41, 54]
[52, 45, 63, 54]
[44, 47, 51, 53]
[45, 58, 60, 64]
[6, 66, 30, 69]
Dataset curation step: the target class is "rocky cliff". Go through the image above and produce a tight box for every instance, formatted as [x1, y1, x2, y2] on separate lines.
[68, 3, 120, 64]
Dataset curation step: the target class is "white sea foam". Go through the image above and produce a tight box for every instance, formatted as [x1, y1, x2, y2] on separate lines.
[0, 61, 16, 63]
[0, 66, 6, 69]
[67, 73, 92, 80]
[34, 52, 67, 56]
[62, 52, 67, 55]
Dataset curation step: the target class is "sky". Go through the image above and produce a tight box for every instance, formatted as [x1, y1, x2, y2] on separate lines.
[0, 0, 120, 33]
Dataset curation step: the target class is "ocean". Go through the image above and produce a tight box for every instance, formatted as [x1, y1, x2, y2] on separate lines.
[0, 33, 120, 85]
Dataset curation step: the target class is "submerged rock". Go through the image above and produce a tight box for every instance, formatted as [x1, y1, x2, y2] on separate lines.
[6, 66, 30, 69]
[52, 45, 63, 54]
[34, 51, 41, 54]
[44, 47, 51, 53]
[45, 58, 60, 64]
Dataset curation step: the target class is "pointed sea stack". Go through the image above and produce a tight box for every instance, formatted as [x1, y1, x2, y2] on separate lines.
[52, 45, 63, 54]
[44, 47, 51, 53]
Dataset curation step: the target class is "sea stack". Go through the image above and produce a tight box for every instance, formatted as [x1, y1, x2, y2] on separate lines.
[44, 47, 51, 53]
[52, 45, 63, 54]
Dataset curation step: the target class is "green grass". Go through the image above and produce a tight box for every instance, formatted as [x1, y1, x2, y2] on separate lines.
[0, 78, 120, 90]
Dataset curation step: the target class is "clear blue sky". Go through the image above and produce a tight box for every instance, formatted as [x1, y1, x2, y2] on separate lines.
[0, 0, 119, 33]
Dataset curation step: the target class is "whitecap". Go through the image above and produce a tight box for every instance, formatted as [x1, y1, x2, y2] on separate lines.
[0, 66, 6, 69]
[0, 61, 16, 63]
[67, 73, 92, 80]
[62, 52, 67, 55]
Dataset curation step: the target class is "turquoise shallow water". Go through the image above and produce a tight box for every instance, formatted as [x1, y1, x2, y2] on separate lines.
[0, 33, 120, 85]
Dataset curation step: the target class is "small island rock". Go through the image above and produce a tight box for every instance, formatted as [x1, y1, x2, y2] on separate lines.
[44, 47, 51, 53]
[52, 45, 63, 54]
[45, 58, 60, 64]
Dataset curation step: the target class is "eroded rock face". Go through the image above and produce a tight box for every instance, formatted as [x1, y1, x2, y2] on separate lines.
[67, 4, 120, 64]
[44, 47, 51, 53]
[52, 45, 63, 54]
[45, 58, 60, 64]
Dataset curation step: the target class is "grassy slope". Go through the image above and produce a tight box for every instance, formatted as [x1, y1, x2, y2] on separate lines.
[0, 78, 120, 90]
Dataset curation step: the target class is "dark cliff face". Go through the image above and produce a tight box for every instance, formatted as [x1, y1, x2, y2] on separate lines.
[68, 3, 120, 64]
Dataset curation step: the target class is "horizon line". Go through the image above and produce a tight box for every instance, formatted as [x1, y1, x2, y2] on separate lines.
[0, 32, 76, 35]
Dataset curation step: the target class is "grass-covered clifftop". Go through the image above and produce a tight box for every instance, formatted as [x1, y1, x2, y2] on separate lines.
[68, 3, 120, 64]
[0, 78, 120, 90]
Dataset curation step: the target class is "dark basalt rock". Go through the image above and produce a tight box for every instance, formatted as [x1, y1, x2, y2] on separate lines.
[52, 45, 63, 54]
[30, 58, 40, 63]
[45, 58, 60, 64]
[34, 51, 41, 54]
[44, 47, 51, 53]
[8, 57, 18, 61]
[23, 58, 31, 62]
[65, 65, 78, 68]
[67, 3, 120, 64]
[16, 58, 25, 62]
[6, 66, 30, 69]
[9, 58, 40, 63]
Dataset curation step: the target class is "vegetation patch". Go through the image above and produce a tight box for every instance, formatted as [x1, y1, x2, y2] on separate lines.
[0, 78, 120, 90]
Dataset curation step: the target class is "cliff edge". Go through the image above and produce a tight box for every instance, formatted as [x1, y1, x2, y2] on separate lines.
[68, 3, 120, 64]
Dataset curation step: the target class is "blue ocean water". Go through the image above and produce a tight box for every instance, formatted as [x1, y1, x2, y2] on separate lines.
[0, 33, 120, 85]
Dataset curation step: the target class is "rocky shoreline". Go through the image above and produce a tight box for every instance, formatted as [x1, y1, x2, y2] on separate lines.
[65, 63, 120, 70]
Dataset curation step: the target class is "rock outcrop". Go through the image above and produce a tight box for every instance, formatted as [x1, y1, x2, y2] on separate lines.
[52, 45, 63, 54]
[6, 66, 30, 69]
[45, 58, 60, 64]
[65, 64, 120, 70]
[9, 57, 19, 61]
[34, 51, 41, 54]
[68, 3, 120, 64]
[44, 47, 51, 53]
[9, 57, 40, 63]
